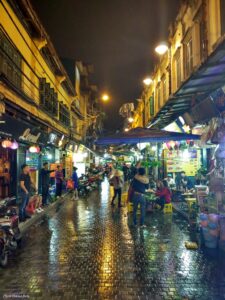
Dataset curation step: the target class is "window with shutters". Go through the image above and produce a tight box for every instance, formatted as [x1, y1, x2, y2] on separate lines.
[149, 95, 154, 116]
[183, 30, 193, 78]
[174, 48, 181, 89]
[185, 38, 193, 77]
[59, 102, 70, 127]
[39, 78, 58, 117]
[156, 85, 161, 109]
[162, 75, 167, 102]
[176, 56, 181, 88]
[0, 28, 21, 88]
[221, 0, 225, 35]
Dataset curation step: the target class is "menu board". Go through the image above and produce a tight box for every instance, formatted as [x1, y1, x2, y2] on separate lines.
[165, 149, 201, 176]
[65, 156, 73, 178]
[26, 151, 39, 170]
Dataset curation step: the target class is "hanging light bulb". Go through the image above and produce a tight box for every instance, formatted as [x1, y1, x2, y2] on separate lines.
[29, 145, 40, 153]
[2, 139, 12, 149]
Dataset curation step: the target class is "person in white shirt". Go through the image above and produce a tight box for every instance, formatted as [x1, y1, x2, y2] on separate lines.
[165, 174, 175, 189]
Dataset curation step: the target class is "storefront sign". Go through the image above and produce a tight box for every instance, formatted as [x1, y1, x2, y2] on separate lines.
[19, 129, 41, 143]
[165, 149, 201, 176]
[0, 115, 48, 145]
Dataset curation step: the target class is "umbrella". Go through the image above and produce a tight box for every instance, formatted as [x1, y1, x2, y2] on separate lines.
[95, 127, 200, 145]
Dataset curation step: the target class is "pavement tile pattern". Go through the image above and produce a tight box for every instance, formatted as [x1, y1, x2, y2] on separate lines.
[0, 180, 225, 299]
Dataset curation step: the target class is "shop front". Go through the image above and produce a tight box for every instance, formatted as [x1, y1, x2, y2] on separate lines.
[0, 139, 18, 199]
[72, 144, 88, 178]
[0, 114, 67, 199]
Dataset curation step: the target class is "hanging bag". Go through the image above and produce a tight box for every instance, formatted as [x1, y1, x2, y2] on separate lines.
[66, 179, 74, 190]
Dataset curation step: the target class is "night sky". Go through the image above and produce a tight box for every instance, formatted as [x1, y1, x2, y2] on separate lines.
[31, 0, 180, 131]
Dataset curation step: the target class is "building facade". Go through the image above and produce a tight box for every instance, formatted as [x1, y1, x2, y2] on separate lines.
[0, 0, 99, 197]
[136, 0, 225, 130]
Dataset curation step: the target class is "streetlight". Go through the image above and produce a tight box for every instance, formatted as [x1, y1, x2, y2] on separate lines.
[155, 43, 168, 55]
[143, 77, 153, 86]
[102, 94, 109, 102]
[124, 128, 129, 132]
[128, 117, 134, 123]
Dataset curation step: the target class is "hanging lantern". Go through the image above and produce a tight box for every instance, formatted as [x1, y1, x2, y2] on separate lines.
[166, 142, 171, 150]
[2, 139, 12, 149]
[29, 145, 40, 153]
[169, 141, 175, 149]
[10, 141, 19, 150]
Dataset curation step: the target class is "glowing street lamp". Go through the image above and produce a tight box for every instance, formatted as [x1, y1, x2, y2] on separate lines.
[143, 77, 153, 86]
[124, 128, 129, 132]
[155, 43, 168, 55]
[128, 117, 134, 123]
[102, 94, 109, 102]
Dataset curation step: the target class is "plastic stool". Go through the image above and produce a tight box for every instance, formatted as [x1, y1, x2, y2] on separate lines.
[186, 198, 196, 211]
[26, 198, 36, 215]
[127, 202, 140, 214]
[163, 203, 173, 213]
[122, 192, 128, 203]
[128, 202, 133, 212]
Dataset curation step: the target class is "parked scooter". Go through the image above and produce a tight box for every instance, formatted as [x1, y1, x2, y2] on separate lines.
[0, 197, 21, 267]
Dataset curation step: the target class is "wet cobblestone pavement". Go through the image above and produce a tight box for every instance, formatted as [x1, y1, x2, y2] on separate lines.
[1, 180, 225, 299]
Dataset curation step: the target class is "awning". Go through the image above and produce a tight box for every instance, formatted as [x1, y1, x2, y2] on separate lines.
[149, 37, 225, 129]
[95, 127, 200, 145]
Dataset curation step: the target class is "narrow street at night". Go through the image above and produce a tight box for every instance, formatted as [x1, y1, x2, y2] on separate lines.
[1, 180, 225, 300]
[2, 0, 225, 299]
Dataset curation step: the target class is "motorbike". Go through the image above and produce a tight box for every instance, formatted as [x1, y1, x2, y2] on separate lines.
[78, 179, 92, 197]
[0, 197, 21, 267]
[77, 171, 104, 197]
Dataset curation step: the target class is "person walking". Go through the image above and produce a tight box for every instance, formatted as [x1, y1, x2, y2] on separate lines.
[40, 162, 54, 206]
[110, 170, 124, 208]
[132, 167, 149, 228]
[55, 165, 64, 197]
[72, 167, 79, 200]
[122, 163, 129, 182]
[19, 164, 36, 222]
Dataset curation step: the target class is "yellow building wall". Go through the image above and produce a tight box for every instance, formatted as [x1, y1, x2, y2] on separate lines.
[141, 0, 225, 127]
[0, 0, 73, 135]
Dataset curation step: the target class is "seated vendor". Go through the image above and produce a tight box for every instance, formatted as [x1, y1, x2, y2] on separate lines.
[164, 173, 175, 189]
[181, 171, 194, 191]
[149, 180, 172, 210]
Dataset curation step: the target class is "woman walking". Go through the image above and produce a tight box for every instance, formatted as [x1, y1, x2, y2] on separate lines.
[72, 167, 79, 200]
[110, 170, 124, 208]
[55, 165, 64, 197]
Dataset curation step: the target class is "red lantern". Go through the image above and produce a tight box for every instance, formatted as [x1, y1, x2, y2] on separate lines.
[2, 140, 12, 149]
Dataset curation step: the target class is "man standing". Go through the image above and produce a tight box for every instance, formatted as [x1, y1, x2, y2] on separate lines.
[41, 162, 54, 206]
[19, 164, 36, 222]
[181, 171, 194, 191]
[72, 167, 79, 200]
[55, 165, 64, 197]
[122, 163, 129, 182]
[132, 167, 149, 228]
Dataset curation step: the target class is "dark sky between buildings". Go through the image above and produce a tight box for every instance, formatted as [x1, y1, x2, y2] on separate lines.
[31, 0, 180, 132]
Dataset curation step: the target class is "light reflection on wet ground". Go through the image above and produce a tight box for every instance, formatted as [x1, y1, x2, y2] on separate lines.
[0, 179, 225, 299]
